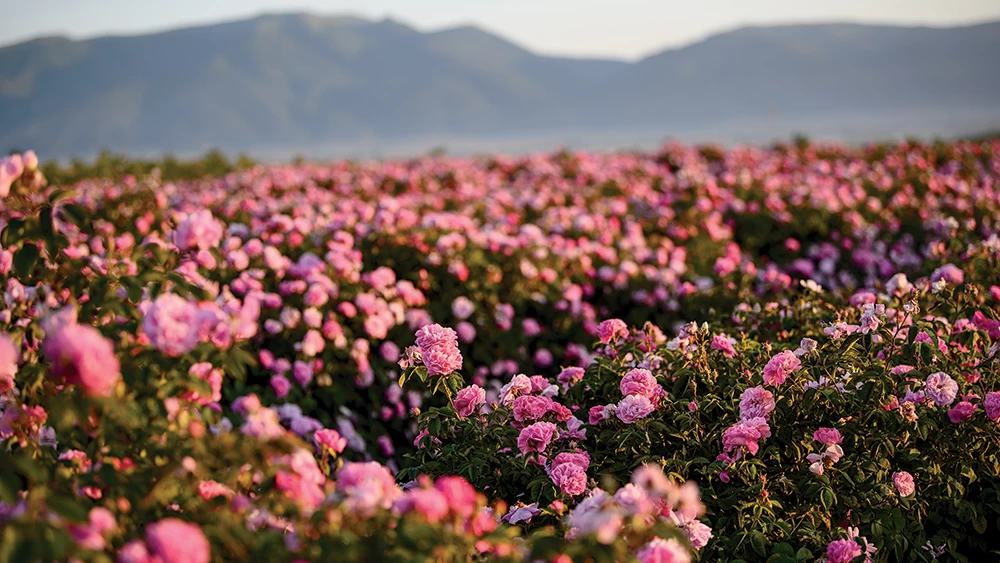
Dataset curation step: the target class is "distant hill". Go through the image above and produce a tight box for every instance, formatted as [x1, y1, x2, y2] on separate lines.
[1, 13, 999, 158]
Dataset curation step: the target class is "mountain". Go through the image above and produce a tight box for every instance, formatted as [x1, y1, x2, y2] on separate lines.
[1, 14, 999, 159]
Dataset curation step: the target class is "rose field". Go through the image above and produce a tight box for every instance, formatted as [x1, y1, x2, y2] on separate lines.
[1, 138, 1000, 562]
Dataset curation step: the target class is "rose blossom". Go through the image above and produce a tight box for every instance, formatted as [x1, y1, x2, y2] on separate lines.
[924, 372, 959, 406]
[984, 392, 1000, 422]
[893, 471, 915, 497]
[453, 385, 486, 417]
[42, 323, 121, 397]
[512, 395, 552, 422]
[145, 518, 211, 563]
[738, 386, 775, 420]
[616, 395, 654, 424]
[762, 350, 801, 386]
[636, 537, 692, 563]
[414, 324, 463, 375]
[825, 538, 863, 563]
[620, 368, 659, 399]
[517, 422, 557, 455]
[596, 318, 628, 344]
[813, 428, 843, 447]
[142, 294, 200, 357]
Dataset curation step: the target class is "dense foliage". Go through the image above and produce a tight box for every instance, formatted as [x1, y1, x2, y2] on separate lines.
[0, 138, 999, 562]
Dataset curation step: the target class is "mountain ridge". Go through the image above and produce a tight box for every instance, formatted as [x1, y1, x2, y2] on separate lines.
[2, 13, 999, 159]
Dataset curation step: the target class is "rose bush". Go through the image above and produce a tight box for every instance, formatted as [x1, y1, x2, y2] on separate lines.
[0, 137, 998, 561]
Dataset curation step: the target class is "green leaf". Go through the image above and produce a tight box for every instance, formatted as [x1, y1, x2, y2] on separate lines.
[13, 244, 40, 279]
[820, 488, 835, 511]
[60, 204, 89, 229]
[0, 218, 25, 246]
[750, 530, 767, 556]
[48, 189, 74, 205]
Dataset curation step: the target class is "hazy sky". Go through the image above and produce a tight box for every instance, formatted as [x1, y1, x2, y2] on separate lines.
[4, 0, 1000, 59]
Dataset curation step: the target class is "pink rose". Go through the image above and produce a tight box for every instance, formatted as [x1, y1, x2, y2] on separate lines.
[314, 429, 347, 454]
[636, 537, 692, 563]
[825, 538, 862, 563]
[512, 395, 552, 422]
[453, 384, 486, 418]
[947, 400, 976, 424]
[145, 518, 211, 563]
[517, 422, 557, 455]
[762, 350, 801, 386]
[414, 323, 463, 375]
[596, 318, 628, 344]
[616, 395, 654, 424]
[739, 386, 775, 420]
[620, 368, 658, 399]
[893, 471, 915, 497]
[812, 428, 843, 447]
[42, 323, 121, 397]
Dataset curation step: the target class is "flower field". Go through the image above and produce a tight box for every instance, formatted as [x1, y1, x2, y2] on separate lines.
[1, 139, 1000, 562]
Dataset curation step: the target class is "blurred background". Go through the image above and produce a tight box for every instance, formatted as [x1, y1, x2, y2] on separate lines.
[3, 0, 1000, 160]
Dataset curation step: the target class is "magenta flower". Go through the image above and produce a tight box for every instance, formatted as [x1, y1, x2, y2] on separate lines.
[930, 263, 964, 286]
[174, 210, 223, 251]
[433, 476, 478, 517]
[620, 368, 659, 399]
[517, 421, 557, 455]
[314, 429, 347, 454]
[394, 487, 450, 523]
[557, 366, 585, 390]
[762, 350, 801, 386]
[893, 471, 915, 497]
[414, 323, 463, 376]
[925, 372, 959, 406]
[145, 518, 211, 563]
[636, 537, 692, 563]
[512, 395, 552, 422]
[549, 461, 588, 496]
[143, 294, 200, 357]
[710, 334, 738, 358]
[825, 538, 863, 563]
[738, 386, 775, 420]
[984, 392, 1000, 422]
[596, 318, 628, 343]
[42, 323, 121, 397]
[813, 428, 843, 447]
[616, 395, 654, 424]
[721, 417, 771, 458]
[947, 400, 976, 423]
[0, 333, 18, 394]
[453, 384, 486, 417]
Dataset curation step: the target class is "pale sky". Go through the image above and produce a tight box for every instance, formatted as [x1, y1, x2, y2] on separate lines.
[3, 0, 1000, 59]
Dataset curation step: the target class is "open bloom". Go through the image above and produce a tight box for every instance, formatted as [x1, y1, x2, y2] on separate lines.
[517, 422, 557, 455]
[616, 394, 654, 424]
[893, 471, 915, 497]
[145, 518, 211, 563]
[825, 538, 863, 563]
[620, 368, 659, 399]
[739, 386, 775, 420]
[453, 385, 486, 417]
[636, 537, 692, 563]
[596, 318, 628, 343]
[143, 294, 200, 357]
[174, 209, 223, 251]
[924, 372, 958, 406]
[42, 323, 121, 397]
[414, 324, 463, 375]
[762, 350, 801, 386]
